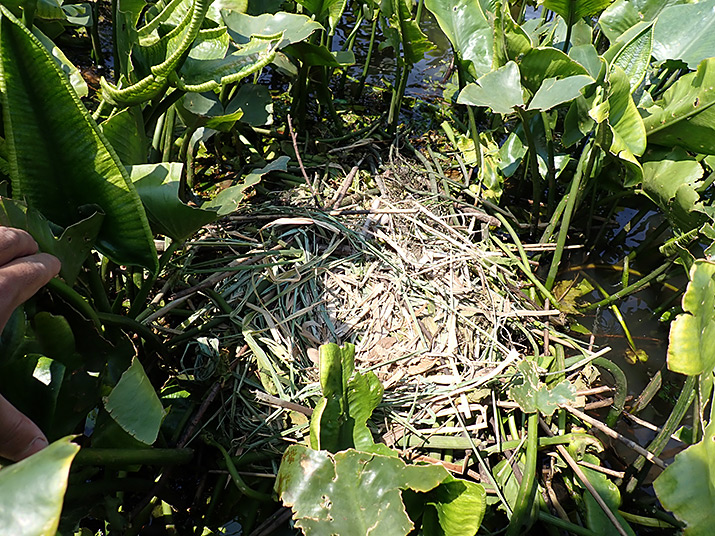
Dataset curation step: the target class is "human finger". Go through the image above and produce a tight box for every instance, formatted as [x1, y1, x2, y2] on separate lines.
[0, 253, 61, 332]
[0, 394, 48, 462]
[0, 227, 38, 266]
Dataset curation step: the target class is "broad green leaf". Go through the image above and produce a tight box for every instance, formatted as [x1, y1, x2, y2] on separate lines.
[99, 107, 148, 166]
[540, 0, 612, 24]
[277, 445, 449, 536]
[643, 58, 715, 154]
[509, 360, 577, 416]
[424, 0, 493, 78]
[422, 477, 487, 536]
[32, 27, 88, 98]
[519, 47, 590, 93]
[667, 260, 715, 376]
[230, 83, 273, 126]
[653, 421, 715, 536]
[0, 6, 158, 271]
[641, 148, 705, 231]
[0, 436, 79, 536]
[654, 419, 715, 536]
[652, 0, 715, 69]
[458, 61, 524, 114]
[346, 370, 384, 451]
[604, 65, 646, 185]
[598, 0, 685, 42]
[128, 163, 218, 241]
[528, 75, 594, 111]
[309, 343, 352, 452]
[0, 0, 65, 20]
[284, 41, 356, 67]
[380, 0, 433, 66]
[222, 10, 323, 48]
[104, 358, 166, 444]
[204, 156, 289, 216]
[493, 2, 532, 68]
[179, 91, 245, 131]
[0, 197, 102, 285]
[580, 461, 635, 536]
[175, 35, 280, 92]
[569, 44, 603, 78]
[604, 21, 653, 92]
[295, 0, 346, 33]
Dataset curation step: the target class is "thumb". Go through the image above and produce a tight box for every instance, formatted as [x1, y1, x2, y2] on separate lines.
[0, 394, 48, 462]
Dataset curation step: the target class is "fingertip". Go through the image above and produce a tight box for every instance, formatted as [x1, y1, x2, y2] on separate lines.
[16, 436, 49, 460]
[36, 252, 62, 277]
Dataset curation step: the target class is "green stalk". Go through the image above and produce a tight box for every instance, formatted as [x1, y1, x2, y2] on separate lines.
[515, 108, 543, 232]
[74, 448, 193, 466]
[545, 136, 600, 291]
[85, 257, 112, 313]
[625, 374, 696, 493]
[494, 216, 560, 306]
[161, 105, 176, 162]
[203, 435, 272, 501]
[353, 15, 378, 99]
[592, 357, 627, 428]
[538, 511, 598, 536]
[97, 312, 169, 359]
[46, 278, 102, 330]
[128, 241, 180, 319]
[456, 60, 483, 171]
[388, 64, 410, 133]
[541, 112, 556, 215]
[506, 413, 539, 536]
[582, 261, 672, 311]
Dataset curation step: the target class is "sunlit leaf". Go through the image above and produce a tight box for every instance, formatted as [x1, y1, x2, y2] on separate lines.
[510, 360, 577, 416]
[667, 260, 715, 376]
[604, 21, 653, 92]
[528, 75, 594, 111]
[222, 10, 323, 47]
[540, 0, 612, 23]
[277, 445, 450, 536]
[643, 58, 715, 155]
[654, 419, 715, 536]
[458, 61, 524, 114]
[0, 6, 158, 271]
[652, 0, 715, 69]
[0, 436, 79, 536]
[424, 0, 493, 78]
[104, 358, 166, 445]
[128, 163, 218, 241]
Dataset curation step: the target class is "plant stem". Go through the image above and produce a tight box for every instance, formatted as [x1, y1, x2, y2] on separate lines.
[507, 413, 539, 536]
[538, 511, 598, 536]
[581, 260, 672, 311]
[203, 435, 272, 501]
[354, 15, 378, 99]
[545, 136, 600, 291]
[46, 278, 102, 330]
[515, 108, 542, 233]
[74, 448, 194, 466]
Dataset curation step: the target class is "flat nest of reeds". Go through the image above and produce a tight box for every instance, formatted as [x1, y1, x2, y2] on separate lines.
[151, 151, 610, 459]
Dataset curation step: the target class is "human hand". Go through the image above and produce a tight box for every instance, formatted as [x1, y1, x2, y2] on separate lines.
[0, 226, 61, 461]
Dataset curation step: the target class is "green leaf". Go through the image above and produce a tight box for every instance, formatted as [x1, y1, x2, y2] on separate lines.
[652, 0, 715, 69]
[540, 0, 612, 24]
[458, 61, 524, 114]
[0, 197, 103, 285]
[641, 148, 705, 231]
[295, 0, 346, 34]
[380, 0, 433, 66]
[0, 436, 79, 535]
[604, 21, 653, 92]
[284, 41, 356, 67]
[99, 107, 148, 166]
[204, 156, 289, 216]
[230, 83, 273, 126]
[519, 47, 590, 93]
[277, 445, 450, 536]
[32, 26, 88, 98]
[667, 260, 715, 376]
[0, 6, 158, 271]
[654, 419, 715, 536]
[128, 163, 218, 241]
[104, 358, 166, 444]
[222, 10, 323, 48]
[528, 75, 594, 111]
[509, 360, 577, 416]
[643, 58, 715, 154]
[598, 0, 686, 42]
[424, 0, 493, 78]
[175, 35, 280, 92]
[604, 65, 646, 185]
[493, 2, 532, 68]
[580, 462, 635, 536]
[179, 91, 245, 131]
[423, 476, 487, 536]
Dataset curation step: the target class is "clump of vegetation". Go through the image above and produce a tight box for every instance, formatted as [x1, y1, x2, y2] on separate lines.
[0, 0, 714, 534]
